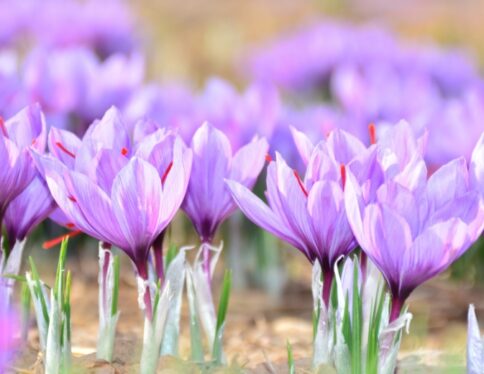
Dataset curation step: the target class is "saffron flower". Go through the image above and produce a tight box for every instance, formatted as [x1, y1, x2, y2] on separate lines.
[0, 104, 46, 232]
[183, 122, 268, 244]
[344, 139, 484, 321]
[226, 129, 367, 306]
[35, 108, 192, 315]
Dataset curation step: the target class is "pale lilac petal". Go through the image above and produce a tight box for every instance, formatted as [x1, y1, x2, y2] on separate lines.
[5, 104, 46, 151]
[327, 129, 367, 165]
[470, 133, 484, 195]
[111, 157, 163, 261]
[290, 125, 314, 165]
[226, 179, 309, 257]
[48, 127, 81, 168]
[427, 157, 469, 210]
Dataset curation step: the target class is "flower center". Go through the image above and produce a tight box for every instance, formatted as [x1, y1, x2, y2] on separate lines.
[293, 170, 308, 197]
[56, 142, 76, 158]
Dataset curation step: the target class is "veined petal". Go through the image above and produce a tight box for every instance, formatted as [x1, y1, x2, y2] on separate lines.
[5, 104, 47, 151]
[230, 136, 268, 187]
[48, 127, 81, 168]
[470, 133, 484, 196]
[427, 157, 469, 211]
[226, 179, 309, 257]
[290, 125, 314, 165]
[111, 157, 163, 262]
[326, 128, 367, 165]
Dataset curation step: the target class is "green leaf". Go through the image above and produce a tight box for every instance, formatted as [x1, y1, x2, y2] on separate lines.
[212, 269, 232, 364]
[2, 273, 27, 282]
[54, 238, 69, 302]
[287, 340, 295, 374]
[351, 258, 362, 374]
[29, 256, 50, 325]
[111, 255, 120, 316]
[164, 244, 178, 271]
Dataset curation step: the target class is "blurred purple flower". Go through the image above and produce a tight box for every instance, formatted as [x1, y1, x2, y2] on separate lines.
[0, 0, 136, 55]
[35, 108, 192, 283]
[23, 47, 144, 133]
[183, 122, 268, 244]
[0, 104, 46, 231]
[345, 133, 484, 321]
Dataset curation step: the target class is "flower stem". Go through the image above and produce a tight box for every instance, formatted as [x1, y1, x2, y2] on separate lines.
[389, 297, 404, 323]
[137, 262, 153, 321]
[152, 233, 165, 283]
[322, 270, 334, 308]
[202, 241, 212, 288]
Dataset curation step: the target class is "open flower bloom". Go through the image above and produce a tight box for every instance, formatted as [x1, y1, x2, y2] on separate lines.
[0, 104, 46, 230]
[345, 144, 484, 321]
[35, 108, 192, 280]
[227, 129, 367, 306]
[182, 122, 268, 243]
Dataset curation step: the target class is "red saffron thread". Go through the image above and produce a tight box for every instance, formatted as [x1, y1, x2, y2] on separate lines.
[56, 142, 76, 158]
[161, 161, 173, 185]
[368, 123, 377, 145]
[265, 153, 273, 162]
[0, 117, 8, 138]
[43, 230, 82, 250]
[293, 170, 308, 197]
[121, 147, 128, 156]
[340, 164, 346, 189]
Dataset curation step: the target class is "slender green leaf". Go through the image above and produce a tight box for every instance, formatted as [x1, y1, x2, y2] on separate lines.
[351, 258, 362, 374]
[29, 257, 50, 325]
[164, 244, 178, 271]
[212, 269, 232, 363]
[287, 340, 295, 374]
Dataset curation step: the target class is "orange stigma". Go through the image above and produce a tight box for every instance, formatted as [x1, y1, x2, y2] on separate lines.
[43, 230, 82, 250]
[293, 170, 308, 197]
[56, 142, 76, 158]
[121, 147, 128, 156]
[161, 161, 173, 185]
[66, 222, 75, 228]
[265, 153, 273, 163]
[368, 123, 377, 145]
[0, 117, 8, 138]
[340, 164, 346, 189]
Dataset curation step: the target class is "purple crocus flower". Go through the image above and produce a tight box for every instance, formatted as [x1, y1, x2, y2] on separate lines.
[227, 129, 365, 306]
[0, 104, 46, 232]
[0, 286, 19, 373]
[183, 123, 268, 242]
[344, 138, 484, 321]
[182, 123, 268, 278]
[35, 108, 192, 316]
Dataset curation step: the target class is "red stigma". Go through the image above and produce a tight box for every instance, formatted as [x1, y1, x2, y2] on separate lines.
[121, 147, 128, 156]
[43, 230, 82, 250]
[161, 161, 173, 185]
[368, 123, 377, 145]
[66, 222, 75, 228]
[56, 142, 76, 158]
[340, 164, 346, 189]
[68, 195, 77, 203]
[265, 153, 272, 163]
[293, 170, 308, 197]
[0, 117, 8, 138]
